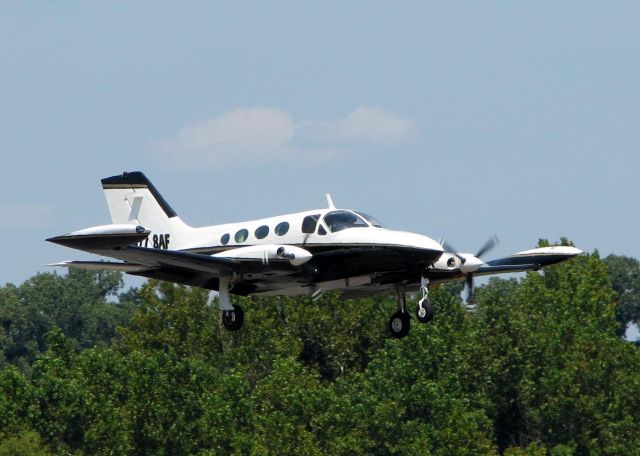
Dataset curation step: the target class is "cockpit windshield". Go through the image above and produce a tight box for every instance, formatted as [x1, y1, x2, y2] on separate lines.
[354, 211, 384, 228]
[323, 210, 369, 232]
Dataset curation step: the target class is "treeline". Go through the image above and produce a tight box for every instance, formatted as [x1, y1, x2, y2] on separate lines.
[0, 251, 639, 454]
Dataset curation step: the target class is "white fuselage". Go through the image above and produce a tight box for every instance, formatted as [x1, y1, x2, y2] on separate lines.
[177, 208, 442, 255]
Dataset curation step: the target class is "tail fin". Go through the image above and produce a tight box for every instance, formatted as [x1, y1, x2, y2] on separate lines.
[101, 171, 193, 250]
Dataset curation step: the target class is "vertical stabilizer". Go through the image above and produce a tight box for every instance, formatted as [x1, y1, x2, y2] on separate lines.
[101, 171, 193, 250]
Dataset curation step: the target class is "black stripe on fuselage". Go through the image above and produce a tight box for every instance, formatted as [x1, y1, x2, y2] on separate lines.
[182, 243, 442, 282]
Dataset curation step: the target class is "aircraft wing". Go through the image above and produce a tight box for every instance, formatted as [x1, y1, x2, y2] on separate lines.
[47, 227, 311, 295]
[426, 246, 583, 284]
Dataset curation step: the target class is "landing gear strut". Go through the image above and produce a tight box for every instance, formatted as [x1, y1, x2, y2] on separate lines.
[389, 284, 411, 338]
[216, 277, 245, 332]
[416, 277, 434, 324]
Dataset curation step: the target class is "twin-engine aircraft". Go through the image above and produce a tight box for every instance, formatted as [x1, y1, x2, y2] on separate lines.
[48, 172, 582, 338]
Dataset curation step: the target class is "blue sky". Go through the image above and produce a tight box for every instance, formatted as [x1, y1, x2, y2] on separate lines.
[1, 2, 639, 295]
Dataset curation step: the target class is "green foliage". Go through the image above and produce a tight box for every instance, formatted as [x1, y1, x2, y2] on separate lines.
[1, 246, 640, 454]
[603, 254, 640, 335]
[0, 270, 135, 368]
[470, 251, 640, 454]
[0, 430, 53, 456]
[0, 365, 35, 440]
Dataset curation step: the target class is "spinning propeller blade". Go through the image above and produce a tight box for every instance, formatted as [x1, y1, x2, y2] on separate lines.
[466, 273, 474, 304]
[475, 235, 499, 258]
[443, 236, 499, 304]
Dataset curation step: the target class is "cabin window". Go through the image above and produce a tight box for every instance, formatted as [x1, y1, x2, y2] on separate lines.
[234, 228, 249, 243]
[318, 225, 327, 235]
[221, 233, 230, 245]
[302, 214, 320, 234]
[323, 210, 368, 233]
[255, 225, 269, 239]
[275, 221, 289, 236]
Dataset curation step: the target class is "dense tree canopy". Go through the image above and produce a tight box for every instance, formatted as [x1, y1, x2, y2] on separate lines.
[0, 270, 136, 369]
[0, 249, 639, 454]
[602, 254, 640, 335]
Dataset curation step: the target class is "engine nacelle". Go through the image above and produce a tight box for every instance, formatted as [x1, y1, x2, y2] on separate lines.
[432, 253, 485, 273]
[213, 244, 312, 266]
[433, 253, 460, 270]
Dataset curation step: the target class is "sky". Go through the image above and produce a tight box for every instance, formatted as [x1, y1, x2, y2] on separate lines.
[1, 2, 639, 311]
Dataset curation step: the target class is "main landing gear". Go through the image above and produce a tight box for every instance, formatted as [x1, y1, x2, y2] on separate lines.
[222, 305, 244, 331]
[388, 278, 434, 339]
[216, 277, 245, 332]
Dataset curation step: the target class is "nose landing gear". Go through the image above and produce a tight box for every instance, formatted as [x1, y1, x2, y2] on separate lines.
[416, 277, 434, 324]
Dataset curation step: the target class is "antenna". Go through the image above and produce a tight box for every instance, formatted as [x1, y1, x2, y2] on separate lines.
[325, 193, 336, 209]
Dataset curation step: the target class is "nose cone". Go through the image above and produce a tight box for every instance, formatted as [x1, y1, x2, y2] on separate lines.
[330, 227, 444, 264]
[394, 231, 444, 253]
[390, 230, 444, 265]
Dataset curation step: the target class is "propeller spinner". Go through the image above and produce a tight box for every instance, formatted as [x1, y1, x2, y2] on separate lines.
[443, 235, 499, 304]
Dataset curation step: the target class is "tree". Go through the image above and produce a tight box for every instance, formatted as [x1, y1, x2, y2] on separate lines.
[470, 250, 640, 454]
[0, 270, 135, 367]
[2, 248, 640, 454]
[602, 254, 640, 336]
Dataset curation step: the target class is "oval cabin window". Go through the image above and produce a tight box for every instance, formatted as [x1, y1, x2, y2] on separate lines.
[234, 229, 249, 243]
[255, 225, 269, 239]
[275, 222, 289, 236]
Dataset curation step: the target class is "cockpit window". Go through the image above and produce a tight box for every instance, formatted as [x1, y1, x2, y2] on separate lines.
[302, 214, 320, 234]
[323, 210, 369, 233]
[354, 211, 384, 228]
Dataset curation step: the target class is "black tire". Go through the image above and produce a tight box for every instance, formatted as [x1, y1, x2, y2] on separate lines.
[388, 310, 410, 338]
[416, 300, 435, 323]
[222, 305, 244, 331]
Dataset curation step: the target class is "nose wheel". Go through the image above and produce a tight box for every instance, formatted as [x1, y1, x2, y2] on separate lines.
[416, 278, 434, 323]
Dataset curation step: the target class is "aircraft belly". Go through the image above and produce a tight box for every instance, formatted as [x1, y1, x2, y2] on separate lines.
[307, 244, 441, 282]
[255, 275, 373, 297]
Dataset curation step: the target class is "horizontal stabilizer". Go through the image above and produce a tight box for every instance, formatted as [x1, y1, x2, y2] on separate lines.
[46, 224, 149, 251]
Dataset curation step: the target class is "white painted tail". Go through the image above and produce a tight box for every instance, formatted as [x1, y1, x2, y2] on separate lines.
[101, 171, 194, 250]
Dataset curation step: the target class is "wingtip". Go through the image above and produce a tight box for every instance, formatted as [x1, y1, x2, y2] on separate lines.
[47, 261, 71, 267]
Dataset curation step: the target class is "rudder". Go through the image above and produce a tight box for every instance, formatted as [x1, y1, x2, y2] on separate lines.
[101, 171, 193, 250]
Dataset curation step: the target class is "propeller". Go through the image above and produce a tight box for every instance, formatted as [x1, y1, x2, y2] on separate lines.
[443, 235, 499, 304]
[475, 235, 499, 259]
[301, 230, 323, 298]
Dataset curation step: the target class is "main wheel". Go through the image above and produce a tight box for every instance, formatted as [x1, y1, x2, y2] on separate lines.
[222, 305, 244, 331]
[416, 299, 435, 323]
[388, 310, 410, 338]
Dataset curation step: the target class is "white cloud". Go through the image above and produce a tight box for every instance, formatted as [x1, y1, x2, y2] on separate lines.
[156, 107, 296, 167]
[0, 203, 54, 230]
[155, 106, 417, 169]
[298, 106, 417, 145]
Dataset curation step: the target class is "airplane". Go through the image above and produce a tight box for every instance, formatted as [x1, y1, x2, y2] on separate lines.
[47, 171, 582, 338]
